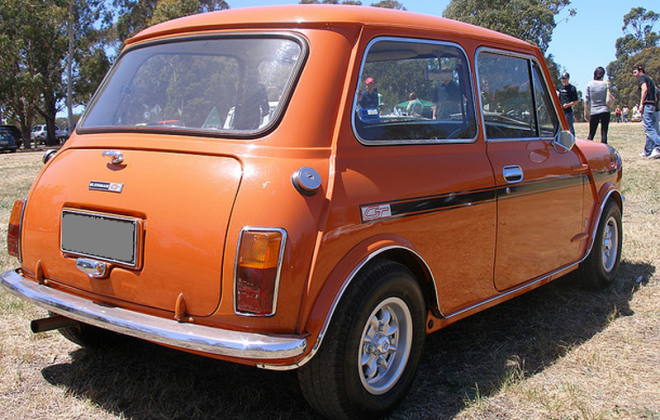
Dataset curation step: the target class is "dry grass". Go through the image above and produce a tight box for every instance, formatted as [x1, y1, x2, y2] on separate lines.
[1, 123, 659, 420]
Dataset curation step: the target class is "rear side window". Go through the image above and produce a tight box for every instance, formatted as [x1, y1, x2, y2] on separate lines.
[80, 36, 305, 136]
[353, 38, 477, 144]
[477, 51, 559, 140]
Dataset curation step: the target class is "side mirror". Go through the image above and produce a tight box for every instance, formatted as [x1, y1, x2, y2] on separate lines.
[553, 130, 575, 153]
[42, 149, 58, 164]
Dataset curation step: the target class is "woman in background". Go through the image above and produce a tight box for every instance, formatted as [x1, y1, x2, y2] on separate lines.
[584, 66, 610, 144]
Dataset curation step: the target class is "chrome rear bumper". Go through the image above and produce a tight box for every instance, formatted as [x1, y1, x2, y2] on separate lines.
[1, 269, 307, 364]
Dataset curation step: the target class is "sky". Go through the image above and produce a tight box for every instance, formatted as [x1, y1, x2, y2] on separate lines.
[228, 0, 659, 93]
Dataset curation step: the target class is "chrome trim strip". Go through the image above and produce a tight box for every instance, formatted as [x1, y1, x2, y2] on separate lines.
[233, 227, 287, 317]
[1, 269, 307, 361]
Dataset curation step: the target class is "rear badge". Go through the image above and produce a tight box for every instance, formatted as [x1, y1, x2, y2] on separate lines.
[89, 181, 124, 193]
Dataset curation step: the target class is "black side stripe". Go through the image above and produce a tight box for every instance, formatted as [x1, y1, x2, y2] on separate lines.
[360, 173, 586, 223]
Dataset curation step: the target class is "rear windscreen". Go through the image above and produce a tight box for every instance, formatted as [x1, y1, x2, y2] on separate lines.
[80, 36, 305, 136]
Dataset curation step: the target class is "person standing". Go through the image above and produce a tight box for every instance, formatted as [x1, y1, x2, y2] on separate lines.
[584, 67, 610, 144]
[406, 92, 423, 116]
[359, 77, 379, 109]
[558, 72, 579, 135]
[632, 64, 660, 158]
[432, 68, 461, 119]
[615, 106, 622, 123]
[622, 105, 629, 122]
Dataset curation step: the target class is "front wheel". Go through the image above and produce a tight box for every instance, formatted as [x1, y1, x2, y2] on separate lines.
[298, 260, 426, 420]
[577, 200, 622, 289]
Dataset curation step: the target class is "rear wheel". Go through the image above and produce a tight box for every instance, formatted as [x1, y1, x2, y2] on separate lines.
[52, 312, 128, 348]
[298, 260, 426, 420]
[577, 200, 622, 289]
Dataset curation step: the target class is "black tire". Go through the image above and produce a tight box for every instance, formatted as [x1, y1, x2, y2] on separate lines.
[298, 260, 426, 420]
[51, 312, 128, 348]
[577, 200, 622, 289]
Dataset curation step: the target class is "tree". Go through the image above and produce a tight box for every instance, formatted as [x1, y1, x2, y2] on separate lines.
[443, 0, 574, 55]
[66, 0, 114, 133]
[298, 0, 406, 7]
[0, 0, 110, 147]
[113, 0, 229, 42]
[0, 0, 68, 147]
[607, 7, 659, 108]
[371, 1, 405, 9]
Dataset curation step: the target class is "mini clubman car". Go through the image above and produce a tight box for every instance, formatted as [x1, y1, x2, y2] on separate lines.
[2, 5, 623, 419]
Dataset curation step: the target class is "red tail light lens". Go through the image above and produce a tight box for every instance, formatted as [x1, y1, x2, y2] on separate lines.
[7, 199, 26, 259]
[235, 229, 286, 316]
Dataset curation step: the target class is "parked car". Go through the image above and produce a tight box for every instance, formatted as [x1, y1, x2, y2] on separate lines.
[30, 124, 47, 142]
[0, 126, 19, 152]
[30, 124, 68, 144]
[2, 6, 623, 419]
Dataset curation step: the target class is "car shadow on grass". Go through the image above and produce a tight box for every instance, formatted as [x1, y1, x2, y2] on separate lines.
[41, 260, 652, 420]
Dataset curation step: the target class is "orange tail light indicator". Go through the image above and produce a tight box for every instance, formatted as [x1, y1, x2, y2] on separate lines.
[234, 228, 287, 316]
[7, 199, 26, 260]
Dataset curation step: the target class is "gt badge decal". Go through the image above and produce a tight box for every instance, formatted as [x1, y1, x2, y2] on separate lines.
[361, 204, 392, 222]
[89, 181, 124, 193]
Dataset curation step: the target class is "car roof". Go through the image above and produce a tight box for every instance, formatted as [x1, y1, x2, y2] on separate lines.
[127, 5, 531, 51]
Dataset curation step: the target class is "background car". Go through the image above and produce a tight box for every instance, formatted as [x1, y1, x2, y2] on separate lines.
[0, 125, 22, 149]
[30, 124, 69, 144]
[0, 126, 19, 152]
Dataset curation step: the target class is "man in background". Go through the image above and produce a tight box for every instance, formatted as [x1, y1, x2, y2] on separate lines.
[558, 72, 579, 135]
[633, 65, 660, 159]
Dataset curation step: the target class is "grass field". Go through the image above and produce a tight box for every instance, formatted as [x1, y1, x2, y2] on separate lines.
[1, 122, 659, 420]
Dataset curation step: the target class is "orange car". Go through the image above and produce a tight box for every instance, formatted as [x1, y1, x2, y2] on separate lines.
[3, 5, 622, 419]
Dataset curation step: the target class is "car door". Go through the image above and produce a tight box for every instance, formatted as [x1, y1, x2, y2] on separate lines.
[477, 50, 585, 291]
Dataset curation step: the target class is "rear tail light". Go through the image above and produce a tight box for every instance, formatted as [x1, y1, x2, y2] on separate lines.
[234, 228, 286, 316]
[7, 199, 26, 260]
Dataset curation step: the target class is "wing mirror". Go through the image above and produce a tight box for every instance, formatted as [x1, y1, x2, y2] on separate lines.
[553, 130, 575, 153]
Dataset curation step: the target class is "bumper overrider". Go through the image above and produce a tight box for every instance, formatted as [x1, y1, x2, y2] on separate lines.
[1, 269, 307, 364]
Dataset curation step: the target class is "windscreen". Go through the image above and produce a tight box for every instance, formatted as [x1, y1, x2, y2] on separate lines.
[80, 36, 304, 136]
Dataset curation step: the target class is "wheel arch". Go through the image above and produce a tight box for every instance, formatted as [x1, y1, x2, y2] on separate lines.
[584, 185, 622, 261]
[292, 237, 439, 370]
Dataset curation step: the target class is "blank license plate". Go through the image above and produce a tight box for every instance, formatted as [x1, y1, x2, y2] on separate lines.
[61, 210, 138, 266]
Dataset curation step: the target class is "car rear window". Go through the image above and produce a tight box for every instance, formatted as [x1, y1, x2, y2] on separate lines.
[79, 35, 305, 137]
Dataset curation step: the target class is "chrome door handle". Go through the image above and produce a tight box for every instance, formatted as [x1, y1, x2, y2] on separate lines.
[503, 165, 524, 183]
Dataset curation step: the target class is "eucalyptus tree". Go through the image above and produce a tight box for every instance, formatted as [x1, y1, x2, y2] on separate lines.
[443, 0, 574, 55]
[607, 7, 659, 107]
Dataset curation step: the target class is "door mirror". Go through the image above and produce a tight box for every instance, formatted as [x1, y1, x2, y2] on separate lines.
[553, 130, 575, 153]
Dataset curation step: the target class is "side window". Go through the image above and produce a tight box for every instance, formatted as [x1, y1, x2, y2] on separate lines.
[353, 39, 477, 143]
[532, 62, 559, 137]
[477, 52, 535, 139]
[477, 51, 559, 140]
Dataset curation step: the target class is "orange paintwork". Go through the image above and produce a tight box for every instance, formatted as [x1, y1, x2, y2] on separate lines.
[9, 5, 622, 368]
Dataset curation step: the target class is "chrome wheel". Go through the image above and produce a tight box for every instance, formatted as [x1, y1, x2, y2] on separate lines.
[601, 215, 619, 273]
[359, 297, 413, 395]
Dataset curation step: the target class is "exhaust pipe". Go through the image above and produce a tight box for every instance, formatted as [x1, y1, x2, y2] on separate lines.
[31, 315, 79, 333]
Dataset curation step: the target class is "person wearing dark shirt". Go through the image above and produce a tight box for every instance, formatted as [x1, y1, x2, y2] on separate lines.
[359, 77, 379, 109]
[633, 65, 660, 158]
[432, 68, 461, 119]
[234, 72, 270, 130]
[558, 72, 579, 135]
